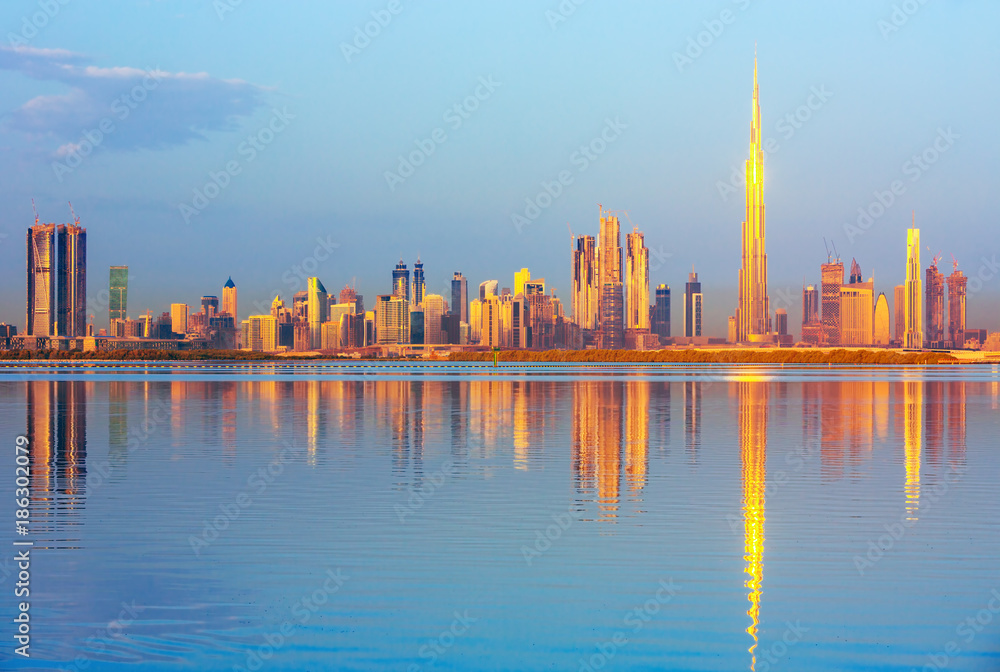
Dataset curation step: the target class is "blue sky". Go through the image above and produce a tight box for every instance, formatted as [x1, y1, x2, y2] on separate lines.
[1, 0, 997, 335]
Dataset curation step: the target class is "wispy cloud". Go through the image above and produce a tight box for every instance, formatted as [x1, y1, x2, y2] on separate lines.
[0, 46, 268, 154]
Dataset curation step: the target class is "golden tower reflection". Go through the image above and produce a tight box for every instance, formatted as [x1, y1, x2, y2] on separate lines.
[624, 382, 648, 495]
[596, 382, 623, 520]
[737, 379, 768, 670]
[903, 380, 922, 521]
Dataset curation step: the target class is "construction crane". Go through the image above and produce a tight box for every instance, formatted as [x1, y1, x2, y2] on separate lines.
[31, 198, 39, 226]
[68, 201, 80, 226]
[951, 253, 959, 273]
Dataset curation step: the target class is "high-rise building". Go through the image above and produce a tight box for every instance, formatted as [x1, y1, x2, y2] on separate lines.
[821, 261, 844, 345]
[840, 262, 874, 346]
[572, 235, 598, 330]
[624, 228, 649, 330]
[652, 284, 671, 340]
[469, 299, 483, 343]
[376, 294, 409, 344]
[412, 258, 425, 307]
[514, 268, 532, 298]
[247, 315, 278, 352]
[894, 284, 906, 345]
[874, 293, 891, 346]
[684, 270, 702, 338]
[736, 57, 770, 343]
[479, 280, 498, 301]
[170, 303, 189, 335]
[598, 207, 623, 348]
[947, 263, 967, 348]
[222, 277, 237, 320]
[511, 293, 530, 349]
[904, 225, 923, 349]
[480, 295, 501, 348]
[201, 296, 219, 318]
[56, 224, 86, 337]
[801, 284, 821, 345]
[26, 223, 56, 336]
[109, 266, 128, 327]
[423, 294, 447, 344]
[775, 309, 788, 336]
[451, 272, 468, 325]
[307, 277, 328, 349]
[339, 284, 357, 307]
[925, 259, 945, 347]
[392, 260, 409, 302]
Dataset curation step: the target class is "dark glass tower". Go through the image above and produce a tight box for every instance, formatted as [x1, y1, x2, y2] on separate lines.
[392, 260, 410, 303]
[412, 258, 425, 307]
[56, 224, 86, 337]
[652, 284, 671, 339]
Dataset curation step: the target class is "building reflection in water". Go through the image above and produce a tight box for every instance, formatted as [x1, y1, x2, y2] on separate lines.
[684, 380, 701, 462]
[624, 382, 648, 496]
[903, 380, 922, 521]
[26, 381, 88, 542]
[737, 379, 768, 671]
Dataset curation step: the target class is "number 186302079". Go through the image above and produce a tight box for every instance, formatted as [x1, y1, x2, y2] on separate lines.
[15, 436, 29, 534]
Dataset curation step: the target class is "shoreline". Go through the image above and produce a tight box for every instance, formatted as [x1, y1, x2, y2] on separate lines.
[0, 347, 996, 366]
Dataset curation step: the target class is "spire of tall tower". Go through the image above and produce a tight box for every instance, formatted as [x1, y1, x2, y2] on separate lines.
[737, 54, 769, 343]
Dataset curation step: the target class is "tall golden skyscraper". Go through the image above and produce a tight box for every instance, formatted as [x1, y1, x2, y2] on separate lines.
[736, 57, 770, 343]
[904, 223, 923, 349]
[222, 277, 238, 320]
[624, 227, 649, 330]
[572, 235, 599, 330]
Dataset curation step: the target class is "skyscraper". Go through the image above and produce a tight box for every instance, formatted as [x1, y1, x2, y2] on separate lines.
[376, 294, 409, 344]
[624, 227, 649, 330]
[947, 262, 967, 348]
[222, 277, 237, 320]
[652, 284, 671, 340]
[801, 284, 821, 345]
[479, 280, 498, 301]
[514, 268, 532, 298]
[840, 261, 873, 346]
[925, 258, 945, 347]
[201, 296, 219, 318]
[392, 260, 409, 302]
[56, 223, 86, 337]
[451, 272, 468, 325]
[775, 309, 787, 336]
[109, 266, 128, 327]
[307, 277, 328, 349]
[412, 258, 425, 307]
[684, 270, 702, 338]
[26, 223, 56, 336]
[736, 57, 770, 343]
[874, 293, 891, 346]
[423, 294, 447, 344]
[904, 225, 923, 349]
[894, 284, 906, 345]
[598, 207, 624, 348]
[572, 234, 598, 330]
[821, 260, 844, 345]
[170, 303, 189, 335]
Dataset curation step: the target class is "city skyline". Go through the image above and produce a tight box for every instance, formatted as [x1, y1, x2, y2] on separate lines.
[0, 3, 997, 335]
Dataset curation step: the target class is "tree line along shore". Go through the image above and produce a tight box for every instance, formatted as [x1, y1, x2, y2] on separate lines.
[0, 348, 970, 365]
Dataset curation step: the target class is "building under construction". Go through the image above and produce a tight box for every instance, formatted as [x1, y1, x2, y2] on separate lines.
[925, 257, 945, 348]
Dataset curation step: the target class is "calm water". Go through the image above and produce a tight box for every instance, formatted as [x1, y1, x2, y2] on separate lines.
[1, 363, 999, 671]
